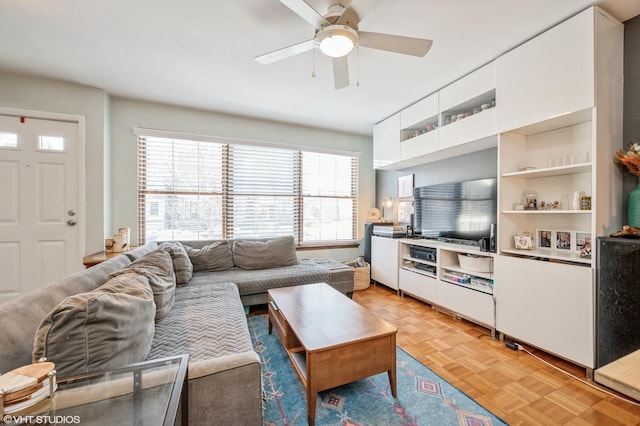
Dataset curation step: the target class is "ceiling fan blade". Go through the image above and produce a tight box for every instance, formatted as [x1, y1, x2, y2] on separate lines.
[333, 56, 349, 90]
[280, 0, 329, 30]
[336, 0, 382, 26]
[255, 39, 315, 64]
[358, 31, 433, 57]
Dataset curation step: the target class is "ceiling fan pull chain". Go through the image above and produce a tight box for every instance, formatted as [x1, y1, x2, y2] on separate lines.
[356, 46, 360, 87]
[311, 44, 317, 78]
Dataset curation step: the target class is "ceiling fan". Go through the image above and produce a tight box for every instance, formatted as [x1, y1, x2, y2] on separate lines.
[255, 0, 433, 89]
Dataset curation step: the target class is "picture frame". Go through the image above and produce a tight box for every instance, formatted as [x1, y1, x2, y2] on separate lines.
[397, 200, 413, 224]
[575, 231, 592, 254]
[514, 234, 533, 250]
[536, 229, 553, 249]
[555, 230, 572, 251]
[397, 174, 414, 199]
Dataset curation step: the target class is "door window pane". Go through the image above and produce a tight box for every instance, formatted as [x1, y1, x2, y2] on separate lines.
[0, 132, 18, 149]
[38, 136, 65, 152]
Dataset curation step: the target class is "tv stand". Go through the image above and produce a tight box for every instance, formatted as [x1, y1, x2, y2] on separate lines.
[398, 238, 495, 336]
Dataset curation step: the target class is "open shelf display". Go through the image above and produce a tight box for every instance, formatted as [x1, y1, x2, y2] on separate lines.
[401, 115, 439, 141]
[498, 113, 594, 265]
[401, 254, 437, 278]
[440, 272, 494, 294]
[440, 90, 496, 128]
[501, 248, 591, 265]
[440, 259, 494, 295]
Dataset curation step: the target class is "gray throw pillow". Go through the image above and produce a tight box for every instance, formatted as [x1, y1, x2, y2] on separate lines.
[184, 240, 234, 272]
[32, 273, 155, 378]
[233, 236, 298, 270]
[159, 241, 193, 284]
[111, 249, 176, 321]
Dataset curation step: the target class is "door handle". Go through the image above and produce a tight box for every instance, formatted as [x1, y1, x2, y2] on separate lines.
[66, 219, 77, 226]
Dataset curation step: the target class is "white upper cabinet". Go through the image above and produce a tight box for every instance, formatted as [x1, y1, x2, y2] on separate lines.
[373, 113, 400, 169]
[496, 8, 595, 133]
[401, 93, 438, 129]
[439, 62, 497, 151]
[439, 62, 495, 112]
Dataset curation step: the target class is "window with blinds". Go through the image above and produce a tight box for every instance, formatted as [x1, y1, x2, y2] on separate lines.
[137, 136, 224, 242]
[302, 151, 357, 242]
[137, 134, 358, 245]
[227, 144, 297, 239]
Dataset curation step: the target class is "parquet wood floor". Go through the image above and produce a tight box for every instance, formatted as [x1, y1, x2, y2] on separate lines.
[353, 283, 640, 425]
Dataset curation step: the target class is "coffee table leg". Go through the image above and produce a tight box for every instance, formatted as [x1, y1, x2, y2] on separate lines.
[389, 336, 397, 397]
[388, 369, 397, 397]
[306, 353, 317, 426]
[307, 385, 317, 426]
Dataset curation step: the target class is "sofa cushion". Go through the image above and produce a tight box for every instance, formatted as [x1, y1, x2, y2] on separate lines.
[32, 273, 155, 378]
[111, 249, 176, 321]
[184, 240, 234, 272]
[188, 260, 331, 297]
[159, 241, 193, 284]
[124, 242, 159, 261]
[232, 236, 297, 270]
[147, 281, 253, 361]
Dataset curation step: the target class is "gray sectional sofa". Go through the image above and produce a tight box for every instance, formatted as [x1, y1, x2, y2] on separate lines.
[0, 236, 354, 425]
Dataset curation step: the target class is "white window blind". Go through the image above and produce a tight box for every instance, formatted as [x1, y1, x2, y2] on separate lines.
[227, 144, 298, 238]
[138, 136, 224, 242]
[302, 151, 357, 243]
[137, 134, 358, 245]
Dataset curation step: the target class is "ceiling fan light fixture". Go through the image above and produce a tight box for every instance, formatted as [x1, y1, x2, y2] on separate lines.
[317, 25, 358, 58]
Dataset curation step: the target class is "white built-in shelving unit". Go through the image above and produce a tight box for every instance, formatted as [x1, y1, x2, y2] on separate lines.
[371, 6, 623, 371]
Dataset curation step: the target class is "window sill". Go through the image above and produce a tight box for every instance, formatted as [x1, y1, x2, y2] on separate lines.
[296, 242, 359, 251]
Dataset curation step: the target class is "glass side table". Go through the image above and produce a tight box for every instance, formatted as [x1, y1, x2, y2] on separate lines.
[4, 354, 188, 426]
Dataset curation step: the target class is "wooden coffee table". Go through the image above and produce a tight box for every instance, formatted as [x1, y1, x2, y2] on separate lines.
[268, 283, 397, 426]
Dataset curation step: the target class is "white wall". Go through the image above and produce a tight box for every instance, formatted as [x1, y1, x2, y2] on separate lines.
[109, 96, 374, 261]
[0, 71, 374, 261]
[375, 148, 497, 223]
[0, 71, 109, 253]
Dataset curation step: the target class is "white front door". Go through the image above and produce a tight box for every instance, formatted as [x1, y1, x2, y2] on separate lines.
[0, 111, 84, 303]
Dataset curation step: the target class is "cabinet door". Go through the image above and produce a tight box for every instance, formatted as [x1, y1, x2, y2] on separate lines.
[437, 281, 495, 328]
[495, 255, 594, 367]
[439, 62, 495, 112]
[371, 236, 399, 290]
[400, 131, 439, 161]
[399, 268, 437, 302]
[496, 8, 594, 132]
[373, 113, 401, 169]
[400, 93, 438, 129]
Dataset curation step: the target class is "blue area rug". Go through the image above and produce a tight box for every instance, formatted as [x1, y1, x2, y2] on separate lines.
[247, 315, 508, 426]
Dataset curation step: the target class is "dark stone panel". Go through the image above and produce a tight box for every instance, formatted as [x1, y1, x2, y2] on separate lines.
[596, 237, 640, 367]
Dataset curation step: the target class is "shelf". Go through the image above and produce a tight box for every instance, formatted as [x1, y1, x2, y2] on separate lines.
[502, 162, 591, 178]
[440, 105, 494, 129]
[402, 255, 436, 267]
[440, 279, 494, 295]
[402, 115, 439, 141]
[442, 264, 493, 280]
[503, 108, 592, 136]
[290, 350, 307, 383]
[502, 209, 591, 214]
[401, 266, 437, 279]
[501, 248, 592, 265]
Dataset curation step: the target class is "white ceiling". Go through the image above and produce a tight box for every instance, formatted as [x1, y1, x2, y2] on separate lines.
[1, 0, 639, 135]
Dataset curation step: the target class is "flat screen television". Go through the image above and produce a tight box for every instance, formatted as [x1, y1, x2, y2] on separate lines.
[413, 177, 497, 244]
